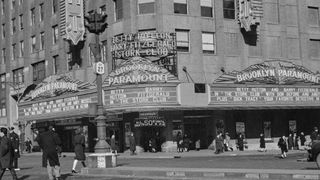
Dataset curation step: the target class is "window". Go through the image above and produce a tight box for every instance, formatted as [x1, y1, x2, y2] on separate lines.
[30, 8, 35, 26]
[19, 14, 23, 30]
[114, 0, 123, 21]
[308, 7, 319, 26]
[11, 18, 16, 34]
[1, 49, 5, 64]
[201, 0, 213, 17]
[176, 29, 189, 52]
[202, 32, 215, 53]
[309, 39, 320, 58]
[174, 0, 187, 14]
[52, 25, 58, 44]
[138, 0, 155, 14]
[53, 0, 58, 14]
[31, 35, 36, 53]
[223, 0, 235, 19]
[12, 43, 16, 60]
[265, 0, 279, 24]
[40, 3, 44, 22]
[101, 40, 107, 62]
[53, 55, 59, 74]
[11, 0, 15, 9]
[32, 61, 46, 83]
[225, 32, 239, 55]
[1, 23, 4, 38]
[1, 0, 4, 15]
[67, 52, 73, 70]
[40, 32, 45, 50]
[12, 68, 24, 85]
[19, 41, 24, 57]
[0, 73, 6, 117]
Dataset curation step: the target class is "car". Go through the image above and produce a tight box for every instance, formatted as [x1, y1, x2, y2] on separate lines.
[308, 141, 320, 168]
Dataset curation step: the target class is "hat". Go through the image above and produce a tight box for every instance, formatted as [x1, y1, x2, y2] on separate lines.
[10, 127, 14, 131]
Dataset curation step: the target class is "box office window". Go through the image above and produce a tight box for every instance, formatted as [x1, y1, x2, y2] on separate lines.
[223, 0, 235, 19]
[174, 0, 187, 14]
[138, 0, 155, 14]
[176, 29, 189, 52]
[201, 0, 213, 17]
[32, 61, 45, 83]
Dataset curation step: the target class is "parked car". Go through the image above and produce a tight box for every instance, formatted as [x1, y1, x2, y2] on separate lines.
[308, 141, 320, 168]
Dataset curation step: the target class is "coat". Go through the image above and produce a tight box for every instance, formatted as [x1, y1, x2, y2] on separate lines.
[73, 134, 86, 161]
[37, 130, 61, 167]
[260, 135, 266, 148]
[0, 136, 13, 169]
[9, 132, 20, 158]
[129, 135, 136, 152]
[110, 137, 116, 151]
[278, 138, 288, 152]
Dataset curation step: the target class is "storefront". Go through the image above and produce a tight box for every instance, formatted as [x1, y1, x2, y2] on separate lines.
[209, 60, 320, 142]
[18, 75, 98, 152]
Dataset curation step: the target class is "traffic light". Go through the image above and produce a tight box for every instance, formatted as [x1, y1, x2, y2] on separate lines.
[84, 11, 108, 34]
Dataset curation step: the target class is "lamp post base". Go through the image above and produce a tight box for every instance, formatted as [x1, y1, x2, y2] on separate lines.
[94, 115, 111, 153]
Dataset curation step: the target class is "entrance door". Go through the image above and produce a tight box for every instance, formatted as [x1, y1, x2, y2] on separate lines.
[184, 118, 207, 150]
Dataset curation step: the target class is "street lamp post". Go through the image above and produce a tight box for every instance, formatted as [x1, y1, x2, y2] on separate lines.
[84, 10, 110, 153]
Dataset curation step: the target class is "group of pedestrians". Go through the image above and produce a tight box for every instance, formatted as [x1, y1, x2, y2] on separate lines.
[176, 132, 192, 153]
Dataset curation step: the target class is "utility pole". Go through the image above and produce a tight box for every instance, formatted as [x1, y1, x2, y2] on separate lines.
[84, 10, 110, 153]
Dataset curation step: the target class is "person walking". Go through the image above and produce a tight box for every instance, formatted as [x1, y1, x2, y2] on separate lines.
[237, 133, 244, 151]
[37, 126, 62, 180]
[215, 132, 224, 154]
[287, 133, 293, 150]
[71, 128, 86, 173]
[25, 138, 32, 153]
[129, 132, 136, 155]
[278, 135, 288, 158]
[224, 132, 233, 151]
[299, 132, 306, 149]
[9, 127, 20, 171]
[176, 132, 183, 153]
[259, 133, 266, 152]
[110, 134, 117, 154]
[0, 127, 18, 180]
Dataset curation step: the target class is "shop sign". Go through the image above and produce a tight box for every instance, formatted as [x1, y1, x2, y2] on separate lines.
[105, 86, 178, 108]
[104, 57, 178, 86]
[19, 95, 93, 117]
[210, 86, 320, 106]
[214, 60, 320, 85]
[22, 75, 95, 101]
[60, 0, 85, 45]
[134, 111, 166, 128]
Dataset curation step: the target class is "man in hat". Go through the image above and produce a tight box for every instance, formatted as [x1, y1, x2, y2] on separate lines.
[311, 127, 320, 145]
[9, 127, 20, 171]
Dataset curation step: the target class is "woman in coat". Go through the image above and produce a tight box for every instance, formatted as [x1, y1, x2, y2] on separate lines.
[110, 134, 117, 154]
[71, 128, 86, 173]
[259, 133, 266, 152]
[0, 127, 17, 180]
[129, 132, 136, 155]
[278, 135, 288, 158]
[237, 133, 244, 151]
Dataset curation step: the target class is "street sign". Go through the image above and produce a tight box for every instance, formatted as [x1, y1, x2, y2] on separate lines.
[95, 62, 105, 75]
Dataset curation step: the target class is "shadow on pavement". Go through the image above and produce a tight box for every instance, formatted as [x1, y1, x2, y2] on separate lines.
[18, 175, 30, 180]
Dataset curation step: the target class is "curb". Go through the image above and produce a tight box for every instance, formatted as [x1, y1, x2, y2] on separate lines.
[81, 167, 320, 180]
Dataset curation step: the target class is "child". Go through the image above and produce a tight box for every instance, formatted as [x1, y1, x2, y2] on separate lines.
[278, 135, 288, 158]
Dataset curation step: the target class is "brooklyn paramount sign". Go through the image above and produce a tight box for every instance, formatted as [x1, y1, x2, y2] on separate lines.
[237, 68, 320, 83]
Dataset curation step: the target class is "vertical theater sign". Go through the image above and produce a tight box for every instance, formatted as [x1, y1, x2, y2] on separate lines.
[210, 60, 320, 108]
[60, 0, 85, 45]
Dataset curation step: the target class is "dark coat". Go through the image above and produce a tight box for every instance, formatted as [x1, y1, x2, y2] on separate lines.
[0, 136, 13, 169]
[278, 137, 288, 152]
[260, 135, 266, 148]
[37, 130, 61, 167]
[129, 135, 136, 152]
[73, 134, 86, 161]
[237, 135, 244, 151]
[287, 135, 293, 150]
[110, 137, 116, 151]
[9, 132, 20, 158]
[300, 134, 306, 146]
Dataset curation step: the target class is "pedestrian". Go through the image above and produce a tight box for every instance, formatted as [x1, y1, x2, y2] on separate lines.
[259, 133, 266, 152]
[278, 135, 288, 158]
[237, 133, 244, 151]
[287, 133, 293, 150]
[9, 127, 20, 171]
[110, 134, 117, 154]
[71, 128, 86, 174]
[25, 137, 32, 153]
[183, 134, 191, 152]
[215, 132, 224, 154]
[129, 132, 136, 155]
[37, 126, 62, 180]
[176, 132, 183, 153]
[0, 127, 18, 180]
[195, 139, 200, 151]
[293, 132, 299, 150]
[224, 132, 233, 151]
[310, 127, 320, 145]
[299, 132, 306, 149]
[155, 132, 162, 152]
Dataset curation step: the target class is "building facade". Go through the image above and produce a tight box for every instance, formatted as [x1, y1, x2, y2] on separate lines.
[1, 0, 320, 152]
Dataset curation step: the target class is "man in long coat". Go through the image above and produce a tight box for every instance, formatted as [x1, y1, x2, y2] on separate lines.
[37, 126, 62, 180]
[9, 127, 20, 170]
[129, 132, 136, 155]
[0, 127, 18, 180]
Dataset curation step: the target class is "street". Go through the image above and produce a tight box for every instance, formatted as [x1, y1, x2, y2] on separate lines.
[0, 151, 318, 180]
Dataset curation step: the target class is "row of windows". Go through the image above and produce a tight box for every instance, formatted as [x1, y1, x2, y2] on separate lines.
[0, 73, 6, 117]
